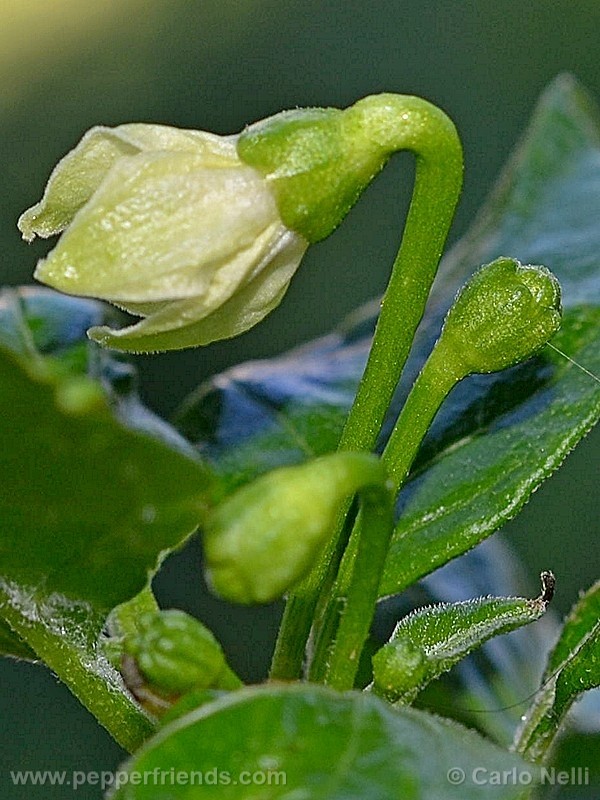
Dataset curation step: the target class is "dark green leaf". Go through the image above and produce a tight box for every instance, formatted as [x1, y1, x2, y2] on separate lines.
[436, 74, 600, 310]
[0, 615, 36, 661]
[0, 345, 213, 609]
[0, 286, 200, 458]
[0, 284, 108, 361]
[514, 580, 600, 762]
[372, 573, 552, 704]
[0, 328, 214, 746]
[110, 684, 534, 800]
[174, 324, 368, 496]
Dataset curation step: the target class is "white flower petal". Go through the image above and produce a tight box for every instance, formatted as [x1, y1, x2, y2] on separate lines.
[88, 230, 308, 352]
[18, 127, 140, 241]
[34, 150, 282, 303]
[18, 125, 242, 244]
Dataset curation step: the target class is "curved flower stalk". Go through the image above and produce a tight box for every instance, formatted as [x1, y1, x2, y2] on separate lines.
[268, 96, 463, 680]
[382, 256, 562, 490]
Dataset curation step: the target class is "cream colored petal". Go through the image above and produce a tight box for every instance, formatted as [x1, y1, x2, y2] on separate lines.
[18, 124, 239, 243]
[34, 150, 282, 303]
[88, 230, 308, 352]
[115, 123, 239, 166]
[18, 127, 141, 241]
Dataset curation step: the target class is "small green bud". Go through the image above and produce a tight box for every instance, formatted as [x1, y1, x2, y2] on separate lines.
[122, 610, 236, 697]
[439, 257, 562, 377]
[203, 452, 387, 604]
[371, 639, 428, 703]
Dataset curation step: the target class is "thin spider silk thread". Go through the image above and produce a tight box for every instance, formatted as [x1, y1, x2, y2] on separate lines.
[547, 342, 600, 384]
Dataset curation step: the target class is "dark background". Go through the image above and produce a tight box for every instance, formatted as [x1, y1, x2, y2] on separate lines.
[1, 2, 599, 797]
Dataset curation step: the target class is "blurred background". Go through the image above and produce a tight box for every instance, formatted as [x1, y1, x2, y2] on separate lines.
[1, 1, 599, 796]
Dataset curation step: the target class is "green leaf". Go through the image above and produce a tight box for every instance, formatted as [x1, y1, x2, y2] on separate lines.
[174, 325, 366, 496]
[382, 537, 572, 748]
[0, 615, 36, 661]
[0, 291, 217, 746]
[372, 573, 553, 704]
[379, 306, 600, 597]
[0, 286, 201, 458]
[0, 345, 213, 609]
[110, 684, 533, 800]
[437, 74, 600, 309]
[514, 580, 600, 762]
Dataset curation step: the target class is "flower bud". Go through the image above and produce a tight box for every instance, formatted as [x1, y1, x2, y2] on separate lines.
[122, 610, 239, 697]
[202, 452, 387, 604]
[439, 257, 562, 377]
[20, 94, 457, 352]
[371, 639, 428, 703]
[19, 124, 309, 352]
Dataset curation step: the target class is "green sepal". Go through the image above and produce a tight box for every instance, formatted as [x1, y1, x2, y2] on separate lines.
[237, 106, 384, 242]
[238, 93, 461, 243]
[372, 572, 554, 704]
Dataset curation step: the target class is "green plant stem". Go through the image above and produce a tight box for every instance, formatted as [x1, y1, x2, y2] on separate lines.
[381, 341, 463, 493]
[0, 584, 154, 752]
[270, 100, 463, 681]
[269, 594, 318, 681]
[270, 457, 389, 681]
[322, 484, 394, 690]
[309, 341, 464, 683]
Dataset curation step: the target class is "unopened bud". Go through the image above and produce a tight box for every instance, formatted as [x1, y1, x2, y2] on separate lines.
[122, 610, 239, 697]
[439, 257, 561, 377]
[203, 452, 387, 604]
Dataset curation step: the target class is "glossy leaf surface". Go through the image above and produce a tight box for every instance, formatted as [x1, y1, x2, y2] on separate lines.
[380, 307, 600, 596]
[111, 685, 533, 800]
[514, 580, 600, 762]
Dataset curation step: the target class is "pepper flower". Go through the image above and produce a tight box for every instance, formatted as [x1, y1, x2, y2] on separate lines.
[18, 124, 309, 352]
[19, 94, 460, 352]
